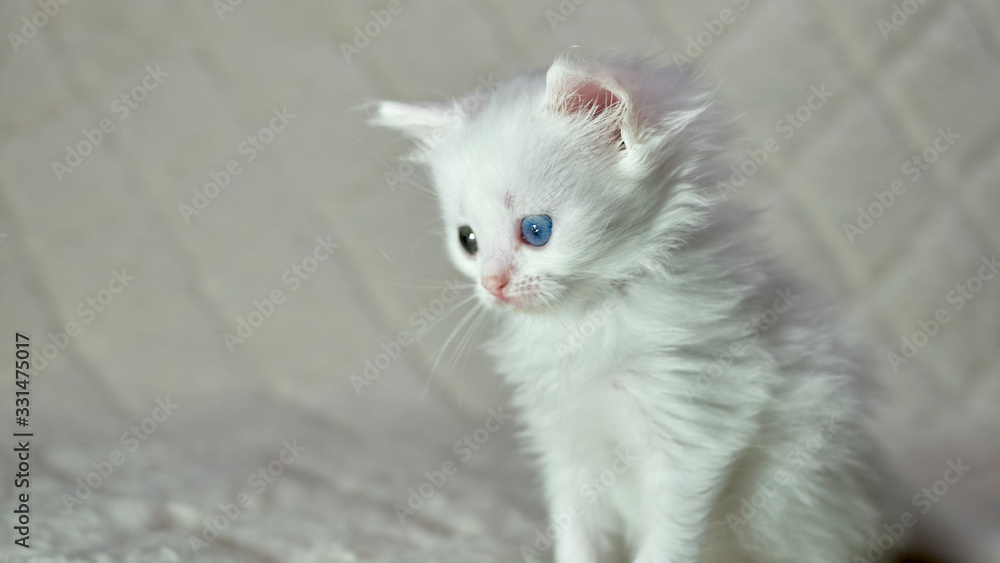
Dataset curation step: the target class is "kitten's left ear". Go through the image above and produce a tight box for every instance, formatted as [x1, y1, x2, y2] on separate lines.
[368, 100, 463, 141]
[542, 58, 636, 149]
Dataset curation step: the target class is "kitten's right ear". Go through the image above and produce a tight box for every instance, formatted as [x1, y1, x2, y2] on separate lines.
[367, 100, 462, 141]
[542, 57, 637, 150]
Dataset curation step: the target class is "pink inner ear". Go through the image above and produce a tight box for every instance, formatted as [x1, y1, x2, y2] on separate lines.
[565, 81, 621, 116]
[565, 80, 625, 149]
[544, 62, 631, 149]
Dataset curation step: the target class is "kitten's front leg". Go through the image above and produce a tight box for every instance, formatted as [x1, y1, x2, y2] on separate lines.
[538, 452, 620, 563]
[629, 453, 728, 563]
[553, 516, 598, 563]
[549, 481, 600, 563]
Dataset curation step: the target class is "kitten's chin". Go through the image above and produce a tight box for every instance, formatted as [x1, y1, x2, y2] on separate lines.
[487, 296, 527, 311]
[483, 294, 541, 313]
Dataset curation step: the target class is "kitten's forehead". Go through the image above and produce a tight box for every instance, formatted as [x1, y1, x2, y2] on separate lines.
[441, 135, 554, 217]
[503, 190, 514, 209]
[435, 74, 590, 219]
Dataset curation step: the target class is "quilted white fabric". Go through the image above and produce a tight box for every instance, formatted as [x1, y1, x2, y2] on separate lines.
[0, 1, 998, 561]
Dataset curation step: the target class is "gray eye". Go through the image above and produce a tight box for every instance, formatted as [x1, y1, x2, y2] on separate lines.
[458, 225, 477, 255]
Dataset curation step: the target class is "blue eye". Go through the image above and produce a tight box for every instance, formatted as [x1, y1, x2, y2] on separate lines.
[520, 214, 552, 246]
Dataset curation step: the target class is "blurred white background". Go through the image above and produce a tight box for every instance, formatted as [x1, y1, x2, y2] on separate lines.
[0, 0, 998, 561]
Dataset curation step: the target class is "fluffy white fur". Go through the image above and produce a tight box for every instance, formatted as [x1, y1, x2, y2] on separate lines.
[372, 56, 883, 562]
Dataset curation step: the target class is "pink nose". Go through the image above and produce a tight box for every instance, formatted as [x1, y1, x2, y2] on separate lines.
[481, 272, 509, 299]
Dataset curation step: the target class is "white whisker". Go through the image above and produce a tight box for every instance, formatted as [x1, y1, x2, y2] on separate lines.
[420, 300, 483, 401]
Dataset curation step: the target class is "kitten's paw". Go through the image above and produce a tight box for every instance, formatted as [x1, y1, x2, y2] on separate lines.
[553, 526, 598, 563]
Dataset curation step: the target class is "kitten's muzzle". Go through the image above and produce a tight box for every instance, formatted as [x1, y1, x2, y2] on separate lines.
[481, 272, 510, 301]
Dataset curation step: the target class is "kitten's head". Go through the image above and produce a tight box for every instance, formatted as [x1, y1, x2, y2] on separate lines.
[372, 56, 727, 313]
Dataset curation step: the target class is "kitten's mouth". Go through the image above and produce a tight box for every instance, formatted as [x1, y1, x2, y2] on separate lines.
[491, 294, 522, 309]
[485, 291, 530, 311]
[493, 294, 553, 314]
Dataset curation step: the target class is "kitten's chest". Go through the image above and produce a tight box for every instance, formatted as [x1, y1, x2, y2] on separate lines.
[490, 310, 625, 389]
[489, 311, 652, 452]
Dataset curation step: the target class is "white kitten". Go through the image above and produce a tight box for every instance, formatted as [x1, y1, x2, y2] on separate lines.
[372, 56, 883, 562]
